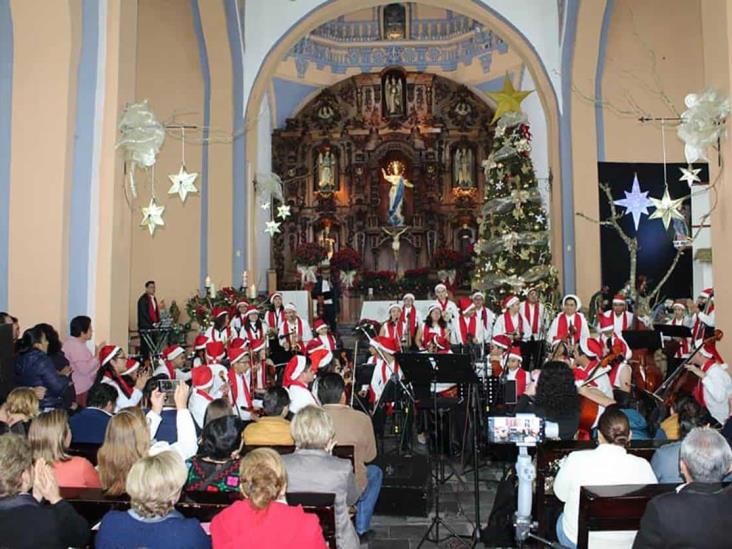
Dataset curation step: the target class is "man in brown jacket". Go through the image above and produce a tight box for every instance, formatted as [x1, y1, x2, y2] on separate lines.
[319, 373, 382, 542]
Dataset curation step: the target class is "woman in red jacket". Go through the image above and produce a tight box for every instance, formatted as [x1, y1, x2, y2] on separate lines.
[210, 447, 327, 549]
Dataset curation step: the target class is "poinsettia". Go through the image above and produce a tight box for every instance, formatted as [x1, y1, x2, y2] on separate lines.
[293, 243, 327, 266]
[330, 247, 362, 271]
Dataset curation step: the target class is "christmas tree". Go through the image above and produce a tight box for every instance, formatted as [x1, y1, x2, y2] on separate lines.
[472, 80, 559, 308]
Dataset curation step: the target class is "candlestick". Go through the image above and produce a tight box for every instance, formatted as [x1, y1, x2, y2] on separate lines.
[204, 275, 211, 288]
[209, 282, 216, 298]
[248, 283, 257, 300]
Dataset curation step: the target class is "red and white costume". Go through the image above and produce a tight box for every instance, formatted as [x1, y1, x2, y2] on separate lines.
[204, 308, 234, 346]
[283, 355, 318, 414]
[203, 341, 229, 400]
[521, 292, 546, 340]
[229, 300, 249, 332]
[548, 295, 590, 346]
[455, 298, 484, 345]
[228, 347, 257, 420]
[368, 336, 401, 404]
[492, 296, 529, 342]
[599, 295, 633, 336]
[576, 338, 614, 427]
[668, 302, 692, 358]
[312, 319, 337, 351]
[278, 303, 312, 349]
[692, 288, 715, 342]
[239, 309, 265, 343]
[692, 341, 732, 425]
[400, 294, 419, 344]
[504, 346, 528, 398]
[153, 345, 192, 382]
[188, 365, 218, 428]
[98, 345, 143, 412]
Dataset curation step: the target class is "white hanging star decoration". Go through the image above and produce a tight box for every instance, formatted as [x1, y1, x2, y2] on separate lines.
[613, 173, 652, 230]
[649, 188, 686, 229]
[678, 166, 702, 188]
[277, 204, 291, 220]
[264, 220, 281, 236]
[167, 165, 198, 202]
[259, 201, 271, 210]
[140, 198, 165, 235]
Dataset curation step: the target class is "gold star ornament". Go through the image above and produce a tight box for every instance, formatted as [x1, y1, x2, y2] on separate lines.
[140, 198, 165, 236]
[648, 188, 685, 229]
[487, 74, 533, 124]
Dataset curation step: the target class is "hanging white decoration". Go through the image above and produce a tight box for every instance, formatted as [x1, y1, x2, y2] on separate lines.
[167, 127, 198, 202]
[140, 198, 166, 236]
[648, 188, 685, 230]
[613, 173, 652, 231]
[676, 89, 730, 164]
[678, 166, 702, 188]
[264, 220, 281, 236]
[277, 204, 292, 220]
[116, 100, 166, 198]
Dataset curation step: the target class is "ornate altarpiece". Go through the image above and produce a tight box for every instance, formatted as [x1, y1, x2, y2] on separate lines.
[271, 69, 495, 287]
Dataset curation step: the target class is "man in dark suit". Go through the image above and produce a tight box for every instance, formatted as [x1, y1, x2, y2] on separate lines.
[311, 264, 340, 335]
[633, 427, 732, 548]
[137, 280, 161, 359]
[69, 383, 116, 444]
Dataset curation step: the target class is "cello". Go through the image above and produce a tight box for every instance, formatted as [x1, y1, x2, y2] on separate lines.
[576, 345, 625, 439]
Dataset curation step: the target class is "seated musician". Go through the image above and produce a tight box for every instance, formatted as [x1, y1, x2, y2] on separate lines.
[229, 299, 249, 332]
[547, 294, 590, 347]
[191, 334, 207, 368]
[503, 346, 529, 399]
[283, 355, 318, 414]
[489, 334, 512, 376]
[400, 293, 419, 349]
[669, 300, 692, 360]
[278, 302, 312, 352]
[249, 338, 270, 394]
[203, 307, 234, 345]
[312, 319, 337, 352]
[455, 298, 483, 347]
[597, 316, 633, 402]
[416, 304, 448, 350]
[472, 291, 495, 344]
[153, 344, 191, 382]
[492, 295, 529, 344]
[242, 386, 294, 446]
[227, 346, 259, 421]
[239, 305, 265, 343]
[635, 428, 732, 549]
[553, 407, 657, 549]
[188, 365, 220, 429]
[365, 336, 401, 406]
[684, 339, 732, 425]
[599, 293, 633, 335]
[572, 338, 616, 434]
[380, 303, 405, 350]
[97, 345, 148, 411]
[203, 341, 229, 401]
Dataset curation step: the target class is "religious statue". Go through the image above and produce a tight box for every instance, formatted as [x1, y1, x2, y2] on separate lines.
[317, 150, 335, 191]
[319, 224, 336, 259]
[382, 160, 413, 226]
[382, 226, 409, 269]
[384, 77, 403, 115]
[454, 147, 474, 188]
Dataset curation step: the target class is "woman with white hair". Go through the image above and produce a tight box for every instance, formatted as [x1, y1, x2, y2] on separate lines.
[282, 405, 360, 549]
[96, 451, 210, 549]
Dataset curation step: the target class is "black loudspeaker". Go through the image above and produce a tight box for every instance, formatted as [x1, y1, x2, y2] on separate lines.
[373, 453, 432, 517]
[0, 324, 14, 401]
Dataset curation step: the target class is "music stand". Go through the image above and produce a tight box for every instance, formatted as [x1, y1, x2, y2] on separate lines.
[653, 324, 692, 339]
[621, 329, 662, 351]
[399, 353, 479, 548]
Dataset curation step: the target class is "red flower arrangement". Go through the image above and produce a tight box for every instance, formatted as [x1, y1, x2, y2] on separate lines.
[357, 270, 398, 298]
[330, 247, 362, 271]
[293, 243, 327, 266]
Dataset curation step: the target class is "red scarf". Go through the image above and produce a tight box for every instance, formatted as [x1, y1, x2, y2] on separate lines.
[438, 298, 449, 311]
[503, 312, 524, 336]
[282, 318, 304, 339]
[103, 370, 134, 399]
[228, 369, 252, 409]
[243, 323, 263, 341]
[147, 295, 159, 323]
[692, 359, 716, 407]
[385, 321, 404, 344]
[318, 333, 337, 351]
[523, 302, 540, 334]
[423, 324, 446, 346]
[196, 388, 214, 402]
[164, 362, 175, 380]
[400, 307, 417, 337]
[508, 368, 528, 397]
[556, 313, 582, 343]
[380, 358, 400, 382]
[478, 307, 491, 330]
[459, 315, 477, 344]
[267, 308, 285, 331]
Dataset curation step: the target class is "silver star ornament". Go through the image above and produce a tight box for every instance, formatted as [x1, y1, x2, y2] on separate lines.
[264, 220, 281, 236]
[140, 198, 165, 236]
[649, 188, 686, 229]
[678, 166, 702, 188]
[259, 201, 271, 210]
[277, 204, 291, 220]
[167, 165, 198, 202]
[613, 173, 652, 230]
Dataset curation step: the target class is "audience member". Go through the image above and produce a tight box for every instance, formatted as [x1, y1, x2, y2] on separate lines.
[98, 384, 197, 495]
[68, 382, 116, 444]
[516, 361, 580, 440]
[210, 447, 327, 549]
[36, 324, 70, 373]
[14, 326, 71, 410]
[185, 416, 244, 492]
[96, 451, 210, 549]
[0, 434, 89, 549]
[634, 428, 732, 548]
[0, 386, 39, 435]
[29, 409, 100, 488]
[553, 406, 657, 549]
[97, 345, 150, 410]
[143, 375, 178, 444]
[318, 373, 381, 540]
[0, 311, 20, 345]
[62, 315, 103, 406]
[652, 396, 707, 482]
[283, 405, 360, 549]
[242, 386, 294, 446]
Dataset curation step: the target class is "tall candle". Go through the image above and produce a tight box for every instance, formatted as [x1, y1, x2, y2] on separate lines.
[249, 284, 257, 300]
[209, 283, 216, 298]
[204, 275, 211, 288]
[241, 270, 248, 288]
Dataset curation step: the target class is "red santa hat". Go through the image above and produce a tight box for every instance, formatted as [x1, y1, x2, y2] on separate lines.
[205, 341, 226, 361]
[212, 307, 228, 319]
[501, 295, 520, 312]
[471, 291, 485, 300]
[163, 345, 185, 362]
[459, 297, 476, 315]
[388, 303, 402, 314]
[699, 288, 714, 300]
[122, 358, 140, 376]
[250, 338, 266, 353]
[245, 305, 259, 317]
[228, 346, 249, 365]
[309, 348, 333, 372]
[191, 365, 214, 389]
[700, 339, 724, 363]
[235, 299, 248, 309]
[579, 337, 604, 359]
[612, 335, 633, 361]
[229, 337, 248, 350]
[612, 294, 626, 305]
[402, 293, 415, 302]
[491, 334, 512, 350]
[426, 303, 442, 316]
[193, 335, 208, 351]
[305, 338, 324, 354]
[598, 314, 614, 333]
[672, 300, 687, 311]
[284, 355, 308, 386]
[507, 346, 523, 362]
[284, 302, 297, 312]
[434, 283, 447, 293]
[562, 294, 582, 309]
[99, 345, 122, 368]
[269, 292, 283, 303]
[313, 319, 328, 333]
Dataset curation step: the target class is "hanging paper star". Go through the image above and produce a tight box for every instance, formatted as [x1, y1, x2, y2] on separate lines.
[487, 74, 533, 123]
[613, 173, 652, 230]
[167, 165, 198, 202]
[678, 166, 702, 188]
[264, 220, 281, 236]
[259, 201, 271, 210]
[277, 204, 291, 220]
[140, 198, 165, 236]
[649, 188, 686, 229]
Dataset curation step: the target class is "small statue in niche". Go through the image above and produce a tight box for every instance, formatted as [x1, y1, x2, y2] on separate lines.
[317, 149, 336, 192]
[317, 104, 335, 120]
[454, 101, 472, 117]
[454, 147, 474, 188]
[383, 3, 406, 40]
[382, 160, 413, 226]
[385, 76, 403, 115]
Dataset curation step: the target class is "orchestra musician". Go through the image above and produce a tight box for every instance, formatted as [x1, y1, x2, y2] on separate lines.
[283, 355, 319, 414]
[434, 283, 459, 335]
[188, 365, 220, 428]
[191, 335, 208, 368]
[380, 304, 405, 350]
[472, 291, 495, 346]
[229, 299, 249, 332]
[266, 292, 286, 334]
[400, 293, 419, 350]
[239, 306, 265, 343]
[203, 307, 234, 346]
[227, 346, 259, 420]
[492, 295, 529, 344]
[547, 294, 590, 348]
[691, 288, 714, 342]
[522, 287, 546, 371]
[599, 293, 634, 336]
[249, 338, 270, 393]
[503, 346, 529, 399]
[278, 302, 312, 353]
[597, 315, 633, 399]
[204, 341, 229, 401]
[312, 319, 337, 352]
[416, 304, 449, 350]
[152, 344, 191, 382]
[684, 339, 732, 425]
[455, 298, 483, 347]
[489, 334, 512, 376]
[669, 300, 692, 360]
[573, 338, 616, 430]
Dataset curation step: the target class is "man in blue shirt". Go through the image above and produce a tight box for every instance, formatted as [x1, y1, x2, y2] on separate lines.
[69, 383, 116, 444]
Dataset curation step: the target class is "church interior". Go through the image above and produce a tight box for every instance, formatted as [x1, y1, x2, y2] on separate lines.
[2, 1, 732, 548]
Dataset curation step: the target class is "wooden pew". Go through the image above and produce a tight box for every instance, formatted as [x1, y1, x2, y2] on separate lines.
[534, 439, 670, 536]
[61, 488, 337, 549]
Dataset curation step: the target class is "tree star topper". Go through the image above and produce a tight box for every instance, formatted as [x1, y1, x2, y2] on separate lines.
[613, 173, 652, 230]
[649, 188, 686, 229]
[678, 166, 702, 188]
[487, 74, 533, 123]
[167, 165, 198, 202]
[140, 198, 165, 236]
[264, 220, 281, 236]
